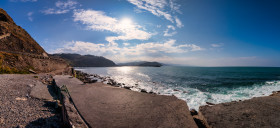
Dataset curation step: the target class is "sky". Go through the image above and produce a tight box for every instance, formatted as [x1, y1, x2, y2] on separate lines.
[0, 0, 280, 66]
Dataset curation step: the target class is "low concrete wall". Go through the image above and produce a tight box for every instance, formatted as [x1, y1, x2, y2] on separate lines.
[52, 79, 88, 128]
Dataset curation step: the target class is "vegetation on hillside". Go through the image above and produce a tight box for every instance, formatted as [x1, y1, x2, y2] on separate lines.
[0, 52, 29, 74]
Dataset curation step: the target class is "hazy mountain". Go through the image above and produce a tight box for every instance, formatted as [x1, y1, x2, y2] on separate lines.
[118, 61, 162, 67]
[52, 53, 116, 67]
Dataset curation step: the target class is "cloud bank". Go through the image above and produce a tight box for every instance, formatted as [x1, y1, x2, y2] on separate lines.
[73, 9, 152, 45]
[42, 0, 78, 15]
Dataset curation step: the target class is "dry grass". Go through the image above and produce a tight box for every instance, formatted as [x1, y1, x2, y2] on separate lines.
[0, 52, 29, 74]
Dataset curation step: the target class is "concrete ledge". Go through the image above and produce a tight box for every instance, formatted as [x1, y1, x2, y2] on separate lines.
[52, 79, 89, 128]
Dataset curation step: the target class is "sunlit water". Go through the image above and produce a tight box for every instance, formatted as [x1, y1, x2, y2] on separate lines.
[75, 66, 280, 110]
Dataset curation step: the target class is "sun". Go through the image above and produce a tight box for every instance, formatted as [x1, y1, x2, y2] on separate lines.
[120, 18, 133, 25]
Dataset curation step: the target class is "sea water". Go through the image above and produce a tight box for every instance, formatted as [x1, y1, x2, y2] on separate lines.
[75, 66, 280, 110]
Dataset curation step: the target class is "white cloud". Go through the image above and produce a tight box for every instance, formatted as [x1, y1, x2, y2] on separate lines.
[73, 9, 152, 44]
[169, 0, 181, 13]
[175, 16, 183, 28]
[27, 12, 33, 21]
[127, 0, 183, 28]
[55, 0, 77, 9]
[179, 44, 204, 51]
[42, 0, 78, 15]
[42, 8, 70, 15]
[211, 43, 224, 47]
[124, 39, 203, 55]
[164, 25, 177, 36]
[53, 41, 108, 56]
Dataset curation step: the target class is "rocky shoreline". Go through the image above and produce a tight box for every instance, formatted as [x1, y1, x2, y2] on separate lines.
[75, 70, 156, 94]
[1, 72, 280, 128]
[74, 70, 280, 128]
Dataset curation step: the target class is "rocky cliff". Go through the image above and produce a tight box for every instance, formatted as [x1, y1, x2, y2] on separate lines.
[0, 8, 47, 56]
[0, 8, 69, 74]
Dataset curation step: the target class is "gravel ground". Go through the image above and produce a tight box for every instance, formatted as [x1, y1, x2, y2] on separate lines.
[0, 74, 62, 128]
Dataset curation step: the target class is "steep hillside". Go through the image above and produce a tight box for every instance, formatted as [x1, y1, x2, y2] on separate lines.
[0, 51, 69, 74]
[0, 8, 70, 74]
[0, 8, 47, 56]
[52, 53, 116, 67]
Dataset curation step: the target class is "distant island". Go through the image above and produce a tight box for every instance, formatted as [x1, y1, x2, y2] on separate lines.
[119, 61, 163, 67]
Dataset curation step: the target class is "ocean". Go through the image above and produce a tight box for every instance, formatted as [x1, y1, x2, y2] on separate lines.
[75, 66, 280, 110]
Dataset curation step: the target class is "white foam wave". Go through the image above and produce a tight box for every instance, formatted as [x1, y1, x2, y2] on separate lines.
[78, 68, 280, 110]
[154, 81, 280, 110]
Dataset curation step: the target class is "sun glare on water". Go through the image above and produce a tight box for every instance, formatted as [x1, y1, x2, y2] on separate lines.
[117, 66, 133, 74]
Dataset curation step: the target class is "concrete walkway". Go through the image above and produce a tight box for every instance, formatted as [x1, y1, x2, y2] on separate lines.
[30, 81, 54, 101]
[53, 75, 197, 128]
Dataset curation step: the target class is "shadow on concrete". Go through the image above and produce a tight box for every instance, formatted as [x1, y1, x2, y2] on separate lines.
[47, 84, 59, 101]
[26, 84, 63, 128]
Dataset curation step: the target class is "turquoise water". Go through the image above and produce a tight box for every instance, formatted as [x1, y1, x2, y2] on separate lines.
[76, 66, 280, 110]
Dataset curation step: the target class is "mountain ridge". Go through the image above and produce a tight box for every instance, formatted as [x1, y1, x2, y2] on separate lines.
[118, 61, 163, 67]
[52, 53, 116, 67]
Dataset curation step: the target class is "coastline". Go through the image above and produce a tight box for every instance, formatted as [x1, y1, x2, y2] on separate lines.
[53, 74, 198, 128]
[74, 69, 280, 109]
[74, 69, 280, 127]
[1, 71, 280, 127]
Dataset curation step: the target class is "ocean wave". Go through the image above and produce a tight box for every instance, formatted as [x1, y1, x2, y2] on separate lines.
[75, 67, 280, 110]
[150, 80, 280, 110]
[109, 76, 280, 110]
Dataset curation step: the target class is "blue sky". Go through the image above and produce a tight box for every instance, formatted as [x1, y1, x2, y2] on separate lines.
[1, 0, 280, 66]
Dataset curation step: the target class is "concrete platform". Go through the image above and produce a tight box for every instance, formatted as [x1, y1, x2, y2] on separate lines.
[30, 81, 54, 101]
[53, 75, 197, 128]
